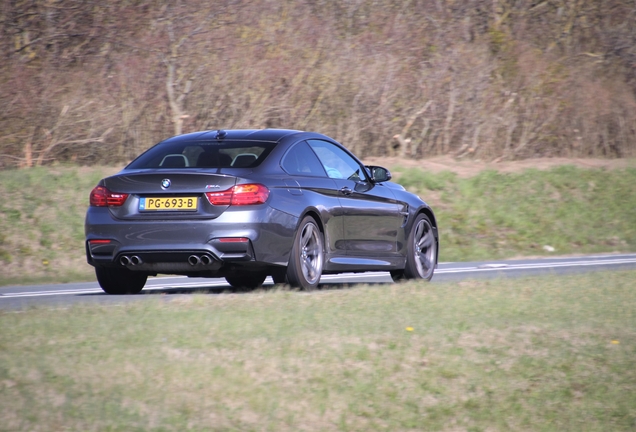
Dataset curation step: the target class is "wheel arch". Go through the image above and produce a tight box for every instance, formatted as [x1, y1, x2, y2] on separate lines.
[417, 206, 438, 235]
[298, 208, 325, 235]
[286, 208, 326, 266]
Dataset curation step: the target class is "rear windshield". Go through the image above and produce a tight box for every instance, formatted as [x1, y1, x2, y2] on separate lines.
[126, 140, 276, 170]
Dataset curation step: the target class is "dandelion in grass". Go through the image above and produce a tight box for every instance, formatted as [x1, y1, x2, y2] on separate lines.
[406, 327, 414, 332]
[611, 340, 620, 344]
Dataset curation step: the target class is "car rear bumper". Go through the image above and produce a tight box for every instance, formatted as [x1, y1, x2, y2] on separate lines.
[85, 205, 298, 273]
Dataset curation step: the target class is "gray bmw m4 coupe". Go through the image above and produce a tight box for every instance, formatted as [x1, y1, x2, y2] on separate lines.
[85, 129, 438, 294]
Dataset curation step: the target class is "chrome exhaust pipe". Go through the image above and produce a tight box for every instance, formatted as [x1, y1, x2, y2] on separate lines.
[130, 255, 142, 266]
[200, 254, 213, 265]
[119, 255, 131, 266]
[188, 255, 201, 266]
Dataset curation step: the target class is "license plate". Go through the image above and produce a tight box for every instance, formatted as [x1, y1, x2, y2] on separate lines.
[139, 197, 198, 211]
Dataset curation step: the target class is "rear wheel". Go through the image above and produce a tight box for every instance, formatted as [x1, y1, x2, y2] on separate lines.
[95, 266, 147, 294]
[286, 216, 324, 290]
[225, 273, 267, 290]
[392, 214, 437, 282]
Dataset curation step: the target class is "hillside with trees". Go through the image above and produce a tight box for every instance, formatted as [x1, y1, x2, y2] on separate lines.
[1, 0, 635, 168]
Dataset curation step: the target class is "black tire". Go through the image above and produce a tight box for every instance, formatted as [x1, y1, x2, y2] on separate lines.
[286, 216, 324, 290]
[95, 266, 147, 295]
[392, 213, 437, 282]
[225, 273, 267, 290]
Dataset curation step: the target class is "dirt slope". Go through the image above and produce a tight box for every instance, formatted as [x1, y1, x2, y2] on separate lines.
[363, 156, 636, 178]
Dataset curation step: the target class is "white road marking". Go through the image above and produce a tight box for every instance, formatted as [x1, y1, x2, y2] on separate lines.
[436, 257, 636, 274]
[2, 289, 105, 298]
[1, 281, 230, 298]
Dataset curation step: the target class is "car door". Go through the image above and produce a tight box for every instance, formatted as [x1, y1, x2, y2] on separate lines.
[280, 140, 345, 257]
[306, 139, 405, 257]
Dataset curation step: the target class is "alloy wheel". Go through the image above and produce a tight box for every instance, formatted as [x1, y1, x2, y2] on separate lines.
[412, 217, 436, 279]
[299, 221, 323, 285]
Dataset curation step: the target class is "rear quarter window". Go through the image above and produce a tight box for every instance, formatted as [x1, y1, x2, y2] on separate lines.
[282, 141, 327, 177]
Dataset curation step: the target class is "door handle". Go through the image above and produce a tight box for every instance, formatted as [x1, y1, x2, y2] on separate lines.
[339, 186, 353, 196]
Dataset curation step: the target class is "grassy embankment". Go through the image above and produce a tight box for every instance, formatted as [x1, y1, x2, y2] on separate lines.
[1, 271, 635, 430]
[0, 166, 116, 285]
[0, 164, 635, 285]
[393, 164, 636, 262]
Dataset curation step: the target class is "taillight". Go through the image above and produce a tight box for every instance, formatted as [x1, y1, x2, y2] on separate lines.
[205, 183, 269, 206]
[90, 186, 129, 207]
[88, 239, 112, 245]
[217, 237, 249, 243]
[204, 188, 233, 206]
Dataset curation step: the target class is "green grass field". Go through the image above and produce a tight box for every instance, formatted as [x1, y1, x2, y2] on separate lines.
[0, 163, 635, 285]
[1, 271, 635, 431]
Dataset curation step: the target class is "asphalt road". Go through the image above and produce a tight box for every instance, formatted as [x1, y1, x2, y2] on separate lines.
[2, 253, 636, 310]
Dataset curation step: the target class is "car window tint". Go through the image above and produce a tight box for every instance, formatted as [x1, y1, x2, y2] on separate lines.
[282, 141, 327, 177]
[307, 140, 365, 181]
[126, 141, 275, 169]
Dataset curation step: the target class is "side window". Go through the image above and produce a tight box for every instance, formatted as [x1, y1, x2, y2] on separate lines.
[282, 141, 327, 177]
[307, 140, 366, 181]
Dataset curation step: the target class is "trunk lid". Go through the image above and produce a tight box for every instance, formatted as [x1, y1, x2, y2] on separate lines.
[103, 171, 238, 220]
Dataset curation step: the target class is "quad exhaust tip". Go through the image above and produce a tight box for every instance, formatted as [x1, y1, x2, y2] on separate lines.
[120, 254, 213, 267]
[119, 255, 143, 266]
[188, 254, 214, 266]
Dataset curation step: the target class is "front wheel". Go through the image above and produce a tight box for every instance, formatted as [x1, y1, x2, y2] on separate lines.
[286, 216, 324, 290]
[95, 266, 147, 294]
[392, 214, 437, 282]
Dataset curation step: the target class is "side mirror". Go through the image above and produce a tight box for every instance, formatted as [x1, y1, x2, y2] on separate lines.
[366, 166, 392, 183]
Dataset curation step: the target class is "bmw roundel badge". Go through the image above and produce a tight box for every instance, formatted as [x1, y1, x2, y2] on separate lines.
[161, 178, 171, 189]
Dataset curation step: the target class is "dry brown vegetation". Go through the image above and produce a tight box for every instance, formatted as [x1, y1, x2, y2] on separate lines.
[1, 0, 636, 168]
